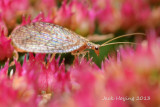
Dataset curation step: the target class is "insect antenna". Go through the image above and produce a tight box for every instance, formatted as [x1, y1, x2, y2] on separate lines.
[101, 42, 137, 47]
[100, 33, 145, 47]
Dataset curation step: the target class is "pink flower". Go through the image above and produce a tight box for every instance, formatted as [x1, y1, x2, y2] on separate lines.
[14, 53, 72, 96]
[1, 0, 160, 106]
[48, 58, 105, 107]
[1, 31, 160, 106]
[54, 1, 72, 28]
[22, 12, 54, 25]
[96, 0, 121, 33]
[54, 1, 96, 36]
[69, 58, 100, 107]
[0, 62, 39, 107]
[0, 0, 29, 28]
[0, 30, 13, 61]
[70, 1, 96, 36]
[150, 7, 160, 28]
[121, 0, 151, 29]
[92, 0, 108, 10]
[102, 30, 160, 106]
[13, 12, 54, 31]
[37, 55, 71, 94]
[37, 0, 57, 12]
[0, 14, 8, 35]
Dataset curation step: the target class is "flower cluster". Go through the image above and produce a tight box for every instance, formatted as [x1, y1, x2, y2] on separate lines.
[37, 0, 160, 34]
[0, 0, 160, 107]
[1, 0, 160, 35]
[0, 0, 29, 28]
[102, 32, 160, 106]
[0, 30, 13, 61]
[1, 32, 160, 106]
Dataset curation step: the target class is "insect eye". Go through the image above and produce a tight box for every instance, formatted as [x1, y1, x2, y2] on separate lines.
[95, 47, 99, 50]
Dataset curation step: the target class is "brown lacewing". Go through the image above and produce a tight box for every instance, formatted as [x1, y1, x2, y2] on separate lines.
[10, 22, 144, 56]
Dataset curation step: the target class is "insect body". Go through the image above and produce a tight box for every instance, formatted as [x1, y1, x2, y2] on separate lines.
[11, 22, 144, 57]
[11, 22, 100, 56]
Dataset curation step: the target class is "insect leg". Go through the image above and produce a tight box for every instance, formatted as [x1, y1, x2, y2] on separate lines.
[9, 50, 19, 67]
[71, 50, 90, 59]
[80, 50, 90, 59]
[13, 50, 19, 61]
[71, 51, 79, 59]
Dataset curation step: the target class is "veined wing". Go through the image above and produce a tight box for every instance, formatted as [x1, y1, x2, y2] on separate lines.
[11, 22, 85, 53]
